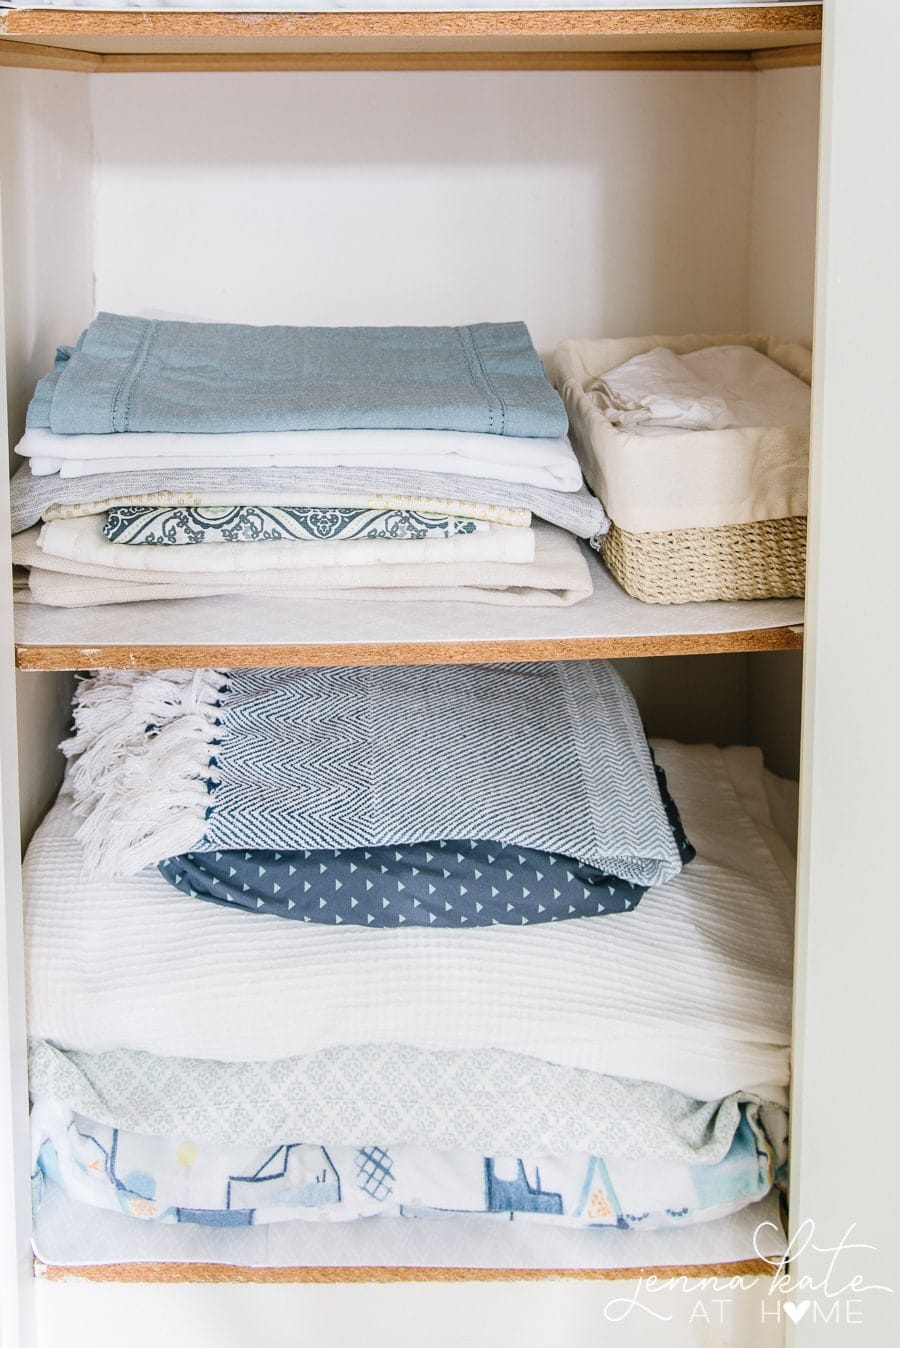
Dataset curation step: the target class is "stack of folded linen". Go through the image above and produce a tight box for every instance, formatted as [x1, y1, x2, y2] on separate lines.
[25, 660, 794, 1245]
[12, 314, 609, 608]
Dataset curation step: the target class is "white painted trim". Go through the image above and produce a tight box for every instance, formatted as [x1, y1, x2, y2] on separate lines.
[790, 0, 900, 1343]
[0, 167, 36, 1348]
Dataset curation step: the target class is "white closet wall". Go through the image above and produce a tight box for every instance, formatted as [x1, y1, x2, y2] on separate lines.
[0, 70, 93, 450]
[0, 69, 92, 844]
[749, 66, 820, 342]
[34, 1279, 784, 1348]
[90, 71, 757, 344]
[747, 64, 820, 778]
[792, 7, 900, 1336]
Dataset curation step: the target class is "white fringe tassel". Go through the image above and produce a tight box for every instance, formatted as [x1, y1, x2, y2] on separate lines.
[62, 668, 229, 877]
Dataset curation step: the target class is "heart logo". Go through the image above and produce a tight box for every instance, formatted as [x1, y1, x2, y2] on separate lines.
[783, 1301, 811, 1323]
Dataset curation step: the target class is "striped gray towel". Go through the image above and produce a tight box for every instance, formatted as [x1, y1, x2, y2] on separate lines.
[8, 464, 609, 540]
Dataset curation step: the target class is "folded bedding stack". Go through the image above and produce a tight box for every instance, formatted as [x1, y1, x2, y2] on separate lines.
[26, 660, 795, 1247]
[11, 314, 609, 608]
[555, 335, 812, 603]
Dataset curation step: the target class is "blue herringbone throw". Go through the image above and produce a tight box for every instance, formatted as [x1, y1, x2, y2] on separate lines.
[64, 662, 684, 884]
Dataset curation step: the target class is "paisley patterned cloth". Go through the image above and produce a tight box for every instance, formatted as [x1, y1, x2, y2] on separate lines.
[39, 514, 532, 574]
[158, 760, 693, 927]
[103, 504, 485, 546]
[31, 1098, 780, 1233]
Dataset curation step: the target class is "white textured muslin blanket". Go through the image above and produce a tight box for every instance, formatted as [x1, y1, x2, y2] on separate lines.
[36, 515, 534, 573]
[590, 345, 810, 434]
[18, 426, 583, 492]
[24, 742, 795, 1101]
[62, 661, 680, 882]
[13, 520, 593, 608]
[555, 335, 811, 533]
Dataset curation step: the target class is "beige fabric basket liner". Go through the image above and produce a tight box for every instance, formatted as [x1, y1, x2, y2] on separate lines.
[554, 335, 812, 535]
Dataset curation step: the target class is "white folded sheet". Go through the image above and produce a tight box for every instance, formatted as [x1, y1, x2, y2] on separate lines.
[24, 741, 794, 1102]
[590, 344, 811, 434]
[36, 514, 534, 573]
[18, 425, 584, 492]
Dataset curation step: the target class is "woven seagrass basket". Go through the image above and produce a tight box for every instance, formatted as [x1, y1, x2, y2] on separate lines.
[602, 516, 807, 605]
[555, 334, 812, 605]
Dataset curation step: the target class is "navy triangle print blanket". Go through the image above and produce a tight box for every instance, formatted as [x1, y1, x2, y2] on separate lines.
[159, 763, 694, 927]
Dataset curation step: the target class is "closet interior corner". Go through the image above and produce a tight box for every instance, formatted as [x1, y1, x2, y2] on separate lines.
[0, 7, 820, 1329]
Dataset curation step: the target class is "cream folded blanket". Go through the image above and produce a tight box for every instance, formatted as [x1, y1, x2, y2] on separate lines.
[590, 344, 810, 434]
[14, 520, 593, 608]
[18, 425, 584, 493]
[36, 514, 534, 573]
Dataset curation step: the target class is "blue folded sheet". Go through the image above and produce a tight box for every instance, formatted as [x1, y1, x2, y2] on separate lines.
[28, 313, 569, 439]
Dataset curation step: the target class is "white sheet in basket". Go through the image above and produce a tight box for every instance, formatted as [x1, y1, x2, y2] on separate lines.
[590, 345, 811, 434]
[24, 741, 794, 1103]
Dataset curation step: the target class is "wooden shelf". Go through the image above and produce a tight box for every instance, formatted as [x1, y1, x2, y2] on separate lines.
[36, 1256, 775, 1284]
[14, 551, 803, 670]
[15, 627, 803, 670]
[0, 6, 822, 72]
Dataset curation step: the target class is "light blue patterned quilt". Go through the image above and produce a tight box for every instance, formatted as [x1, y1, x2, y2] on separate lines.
[31, 1099, 780, 1234]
